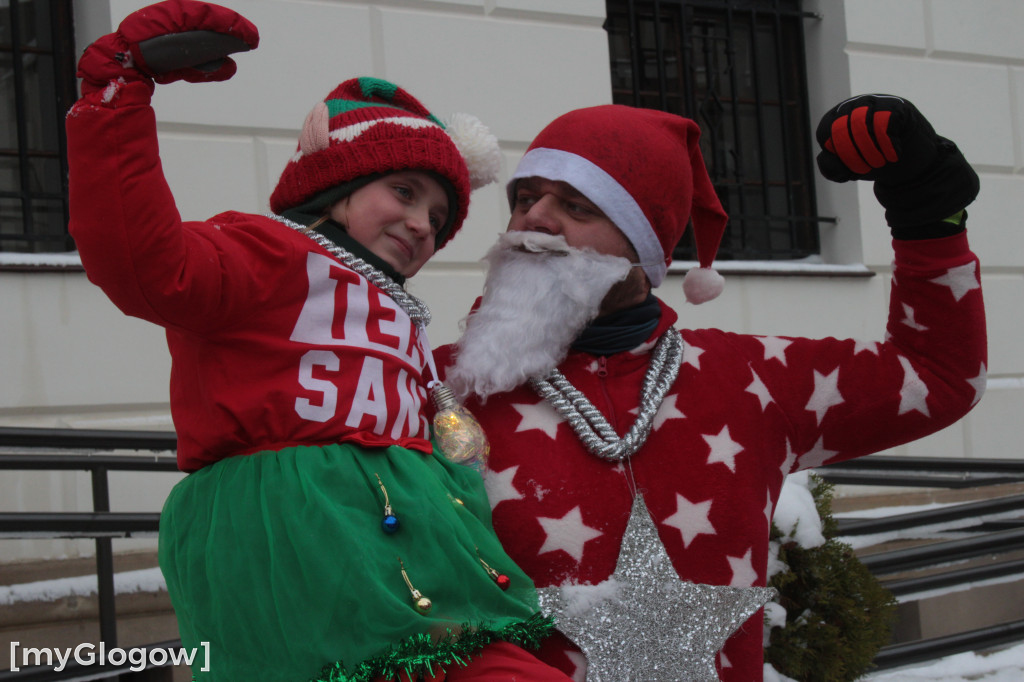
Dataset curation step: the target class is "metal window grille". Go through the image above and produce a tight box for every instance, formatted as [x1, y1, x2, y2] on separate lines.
[1, 0, 77, 253]
[606, 0, 825, 261]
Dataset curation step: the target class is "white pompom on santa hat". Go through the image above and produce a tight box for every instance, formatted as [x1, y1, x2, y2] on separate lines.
[507, 104, 729, 303]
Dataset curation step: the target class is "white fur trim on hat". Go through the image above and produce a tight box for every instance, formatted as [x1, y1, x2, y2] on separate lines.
[683, 266, 725, 304]
[446, 112, 502, 190]
[509, 147, 668, 287]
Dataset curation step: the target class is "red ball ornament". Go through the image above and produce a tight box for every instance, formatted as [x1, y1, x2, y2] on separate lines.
[496, 574, 511, 591]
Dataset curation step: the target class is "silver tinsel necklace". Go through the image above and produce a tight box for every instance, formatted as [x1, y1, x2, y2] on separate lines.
[529, 329, 683, 461]
[270, 214, 431, 326]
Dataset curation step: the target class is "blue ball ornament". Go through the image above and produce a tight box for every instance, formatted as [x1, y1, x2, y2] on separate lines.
[381, 514, 400, 534]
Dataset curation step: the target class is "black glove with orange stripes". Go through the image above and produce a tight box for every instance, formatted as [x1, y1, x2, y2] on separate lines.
[815, 94, 979, 238]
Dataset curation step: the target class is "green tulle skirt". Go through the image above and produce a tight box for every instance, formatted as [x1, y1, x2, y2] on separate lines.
[158, 442, 551, 682]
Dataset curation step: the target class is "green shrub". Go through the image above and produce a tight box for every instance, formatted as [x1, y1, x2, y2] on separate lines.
[765, 475, 898, 681]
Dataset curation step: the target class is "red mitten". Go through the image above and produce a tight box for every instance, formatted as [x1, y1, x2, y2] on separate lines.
[77, 0, 258, 96]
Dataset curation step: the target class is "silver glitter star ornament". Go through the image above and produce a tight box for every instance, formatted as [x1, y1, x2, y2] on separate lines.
[537, 496, 776, 681]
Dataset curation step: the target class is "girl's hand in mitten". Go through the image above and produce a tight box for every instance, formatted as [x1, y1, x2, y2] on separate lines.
[77, 0, 258, 97]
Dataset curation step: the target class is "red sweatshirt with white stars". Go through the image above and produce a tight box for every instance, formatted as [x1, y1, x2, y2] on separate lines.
[436, 232, 986, 682]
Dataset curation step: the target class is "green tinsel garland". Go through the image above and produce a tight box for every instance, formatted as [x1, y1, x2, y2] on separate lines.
[311, 612, 556, 682]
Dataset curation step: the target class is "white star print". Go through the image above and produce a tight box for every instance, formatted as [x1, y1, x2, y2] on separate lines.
[757, 336, 792, 366]
[631, 337, 658, 355]
[931, 261, 980, 301]
[682, 342, 705, 369]
[799, 436, 840, 469]
[484, 465, 524, 509]
[764, 490, 774, 527]
[897, 356, 931, 416]
[702, 425, 744, 472]
[537, 506, 604, 563]
[745, 367, 775, 411]
[780, 439, 799, 477]
[565, 649, 588, 682]
[805, 367, 844, 424]
[629, 393, 686, 430]
[967, 363, 987, 405]
[512, 401, 563, 440]
[901, 303, 929, 332]
[661, 493, 716, 548]
[727, 547, 758, 587]
[853, 339, 880, 355]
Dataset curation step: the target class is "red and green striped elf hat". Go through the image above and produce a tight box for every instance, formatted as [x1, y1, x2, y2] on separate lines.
[270, 77, 500, 248]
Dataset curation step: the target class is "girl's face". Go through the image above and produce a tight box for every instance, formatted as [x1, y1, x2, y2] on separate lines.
[330, 171, 449, 277]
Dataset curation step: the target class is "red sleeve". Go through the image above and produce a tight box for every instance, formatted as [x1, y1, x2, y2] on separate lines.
[740, 231, 987, 469]
[66, 80, 269, 331]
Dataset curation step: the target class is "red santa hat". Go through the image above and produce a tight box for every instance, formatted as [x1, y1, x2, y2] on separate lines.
[508, 104, 729, 303]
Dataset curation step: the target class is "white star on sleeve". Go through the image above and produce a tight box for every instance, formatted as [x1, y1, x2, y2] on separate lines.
[537, 506, 604, 563]
[764, 490, 774, 527]
[629, 392, 686, 429]
[900, 303, 929, 332]
[512, 400, 563, 440]
[805, 367, 844, 424]
[967, 363, 987, 405]
[661, 493, 716, 548]
[682, 342, 705, 369]
[897, 356, 931, 417]
[853, 339, 880, 355]
[485, 465, 525, 509]
[745, 367, 775, 411]
[757, 336, 792, 366]
[930, 261, 980, 301]
[799, 436, 840, 469]
[727, 547, 758, 587]
[702, 425, 745, 472]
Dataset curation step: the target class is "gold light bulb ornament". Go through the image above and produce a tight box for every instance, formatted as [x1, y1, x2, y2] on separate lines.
[431, 383, 489, 473]
[398, 557, 432, 615]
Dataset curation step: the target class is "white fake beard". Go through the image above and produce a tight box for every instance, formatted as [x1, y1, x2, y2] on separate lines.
[447, 231, 632, 401]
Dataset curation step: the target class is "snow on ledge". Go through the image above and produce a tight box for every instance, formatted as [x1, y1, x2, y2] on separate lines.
[0, 252, 82, 268]
[669, 258, 874, 277]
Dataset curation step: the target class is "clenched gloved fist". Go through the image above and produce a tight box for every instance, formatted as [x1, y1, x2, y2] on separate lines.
[816, 94, 979, 234]
[77, 0, 259, 96]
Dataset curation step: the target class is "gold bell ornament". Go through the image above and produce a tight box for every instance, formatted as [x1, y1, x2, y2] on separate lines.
[431, 383, 490, 473]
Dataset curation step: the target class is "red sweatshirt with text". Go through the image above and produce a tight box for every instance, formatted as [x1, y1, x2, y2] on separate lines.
[67, 81, 433, 472]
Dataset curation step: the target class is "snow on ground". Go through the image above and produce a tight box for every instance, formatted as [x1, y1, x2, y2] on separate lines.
[0, 567, 165, 606]
[861, 641, 1024, 681]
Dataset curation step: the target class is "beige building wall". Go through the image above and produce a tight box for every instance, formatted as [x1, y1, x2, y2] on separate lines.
[1, 0, 1021, 563]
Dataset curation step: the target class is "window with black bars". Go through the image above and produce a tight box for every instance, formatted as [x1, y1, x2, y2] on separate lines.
[607, 0, 823, 261]
[1, 0, 77, 254]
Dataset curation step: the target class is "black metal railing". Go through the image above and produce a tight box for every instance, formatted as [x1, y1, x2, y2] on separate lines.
[3, 429, 1022, 676]
[0, 427, 180, 681]
[820, 455, 1024, 670]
